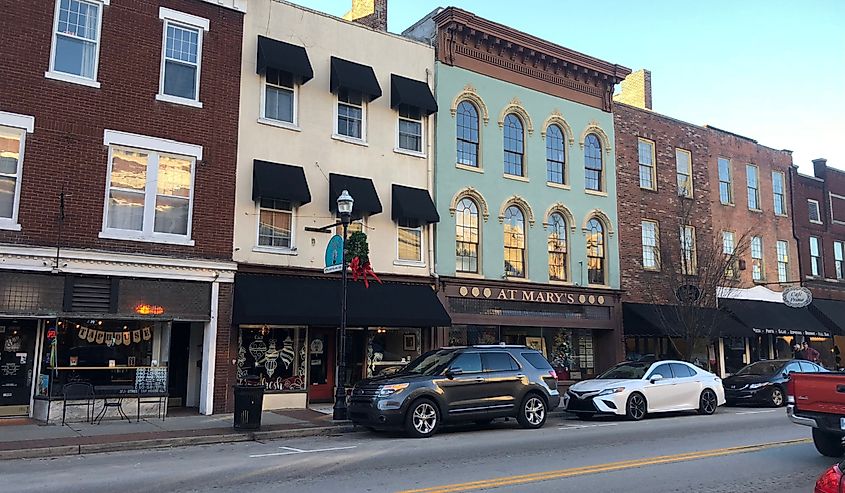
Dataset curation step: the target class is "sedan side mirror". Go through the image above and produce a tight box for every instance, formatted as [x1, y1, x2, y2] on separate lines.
[650, 374, 663, 384]
[446, 367, 463, 379]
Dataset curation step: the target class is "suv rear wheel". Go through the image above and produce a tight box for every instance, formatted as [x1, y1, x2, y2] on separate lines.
[517, 393, 547, 429]
[405, 399, 440, 438]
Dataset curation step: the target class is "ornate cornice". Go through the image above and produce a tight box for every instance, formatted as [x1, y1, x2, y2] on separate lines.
[497, 97, 534, 135]
[541, 109, 574, 145]
[450, 187, 490, 221]
[434, 7, 631, 112]
[450, 84, 490, 125]
[544, 203, 577, 231]
[499, 196, 535, 226]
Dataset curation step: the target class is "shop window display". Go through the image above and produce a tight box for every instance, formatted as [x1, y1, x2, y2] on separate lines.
[366, 328, 422, 377]
[238, 327, 306, 391]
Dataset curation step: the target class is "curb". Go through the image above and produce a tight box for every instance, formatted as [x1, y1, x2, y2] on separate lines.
[0, 424, 358, 461]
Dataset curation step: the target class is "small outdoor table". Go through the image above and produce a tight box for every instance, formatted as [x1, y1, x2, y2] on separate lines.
[93, 385, 135, 424]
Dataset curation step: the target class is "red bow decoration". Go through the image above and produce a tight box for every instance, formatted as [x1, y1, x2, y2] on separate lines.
[350, 256, 382, 288]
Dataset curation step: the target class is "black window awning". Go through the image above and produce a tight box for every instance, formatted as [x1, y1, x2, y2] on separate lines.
[329, 173, 382, 219]
[622, 303, 752, 338]
[256, 36, 313, 83]
[330, 56, 382, 100]
[811, 299, 845, 335]
[252, 160, 311, 205]
[233, 273, 451, 327]
[392, 184, 439, 228]
[721, 299, 834, 337]
[391, 74, 437, 115]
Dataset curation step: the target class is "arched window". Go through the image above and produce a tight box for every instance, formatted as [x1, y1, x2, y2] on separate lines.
[455, 198, 480, 273]
[586, 218, 605, 284]
[546, 125, 565, 184]
[548, 213, 567, 281]
[504, 206, 526, 277]
[584, 133, 603, 191]
[456, 101, 479, 167]
[503, 114, 524, 176]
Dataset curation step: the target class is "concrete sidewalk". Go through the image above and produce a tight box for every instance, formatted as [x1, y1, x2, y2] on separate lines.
[0, 409, 354, 460]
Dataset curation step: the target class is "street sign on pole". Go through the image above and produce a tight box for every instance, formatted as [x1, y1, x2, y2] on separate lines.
[324, 234, 344, 273]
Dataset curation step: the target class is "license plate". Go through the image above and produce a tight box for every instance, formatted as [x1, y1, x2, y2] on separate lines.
[840, 418, 845, 431]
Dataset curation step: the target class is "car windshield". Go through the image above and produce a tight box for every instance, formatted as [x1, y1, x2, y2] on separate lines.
[735, 361, 782, 376]
[597, 362, 649, 380]
[401, 349, 457, 376]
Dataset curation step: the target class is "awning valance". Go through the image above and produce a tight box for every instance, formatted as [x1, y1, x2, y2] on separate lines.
[390, 74, 437, 115]
[622, 303, 752, 338]
[392, 184, 439, 228]
[232, 273, 451, 327]
[330, 56, 382, 100]
[811, 299, 845, 335]
[720, 299, 833, 337]
[329, 173, 382, 219]
[252, 160, 311, 205]
[256, 36, 313, 83]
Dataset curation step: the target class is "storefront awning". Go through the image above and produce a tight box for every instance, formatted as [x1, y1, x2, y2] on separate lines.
[256, 36, 313, 83]
[329, 173, 382, 219]
[622, 303, 752, 338]
[252, 160, 311, 204]
[232, 274, 450, 327]
[330, 56, 382, 100]
[391, 184, 439, 227]
[390, 74, 437, 115]
[811, 299, 845, 335]
[720, 299, 833, 337]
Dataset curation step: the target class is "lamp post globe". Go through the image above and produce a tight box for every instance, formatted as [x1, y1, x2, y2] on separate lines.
[334, 190, 353, 420]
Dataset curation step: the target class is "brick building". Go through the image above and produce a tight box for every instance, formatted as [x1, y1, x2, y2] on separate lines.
[0, 0, 245, 419]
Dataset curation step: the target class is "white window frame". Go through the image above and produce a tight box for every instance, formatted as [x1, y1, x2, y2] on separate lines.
[675, 148, 693, 198]
[641, 220, 660, 270]
[637, 138, 656, 191]
[253, 199, 297, 254]
[156, 7, 209, 108]
[746, 164, 760, 211]
[776, 240, 789, 283]
[258, 71, 300, 131]
[718, 157, 733, 205]
[835, 241, 844, 280]
[751, 236, 764, 281]
[680, 225, 697, 275]
[0, 111, 35, 231]
[46, 0, 108, 88]
[772, 171, 787, 216]
[810, 236, 822, 277]
[99, 130, 200, 245]
[395, 222, 425, 266]
[333, 90, 368, 145]
[808, 199, 823, 224]
[395, 109, 426, 158]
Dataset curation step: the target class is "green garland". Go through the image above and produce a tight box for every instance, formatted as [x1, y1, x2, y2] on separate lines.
[345, 231, 370, 264]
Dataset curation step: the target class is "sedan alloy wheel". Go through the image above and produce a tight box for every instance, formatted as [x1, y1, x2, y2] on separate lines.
[699, 389, 718, 415]
[770, 387, 785, 407]
[626, 393, 646, 421]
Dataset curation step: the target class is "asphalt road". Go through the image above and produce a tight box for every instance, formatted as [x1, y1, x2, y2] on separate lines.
[0, 406, 834, 493]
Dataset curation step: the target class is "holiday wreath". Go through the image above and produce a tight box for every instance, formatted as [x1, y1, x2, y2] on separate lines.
[345, 231, 382, 288]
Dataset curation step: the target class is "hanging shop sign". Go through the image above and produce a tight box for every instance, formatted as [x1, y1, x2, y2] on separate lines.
[324, 235, 344, 274]
[782, 286, 813, 308]
[134, 304, 165, 315]
[76, 326, 153, 345]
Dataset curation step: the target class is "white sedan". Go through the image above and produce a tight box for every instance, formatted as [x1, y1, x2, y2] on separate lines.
[563, 360, 725, 420]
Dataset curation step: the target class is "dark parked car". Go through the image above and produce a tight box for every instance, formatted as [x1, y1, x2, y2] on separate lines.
[348, 346, 561, 438]
[723, 359, 827, 407]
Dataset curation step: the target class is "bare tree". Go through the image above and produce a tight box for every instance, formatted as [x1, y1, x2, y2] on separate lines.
[641, 199, 754, 367]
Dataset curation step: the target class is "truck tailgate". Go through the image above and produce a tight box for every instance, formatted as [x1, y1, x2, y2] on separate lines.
[790, 373, 845, 415]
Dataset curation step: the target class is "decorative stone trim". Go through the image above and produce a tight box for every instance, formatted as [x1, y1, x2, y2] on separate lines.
[450, 187, 490, 221]
[543, 203, 576, 231]
[499, 196, 535, 226]
[581, 209, 615, 236]
[541, 110, 574, 145]
[579, 122, 612, 155]
[497, 98, 533, 135]
[450, 84, 490, 125]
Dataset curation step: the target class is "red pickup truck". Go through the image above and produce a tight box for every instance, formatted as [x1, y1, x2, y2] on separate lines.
[787, 372, 845, 457]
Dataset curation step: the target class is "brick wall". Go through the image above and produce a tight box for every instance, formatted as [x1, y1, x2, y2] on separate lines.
[0, 0, 243, 261]
[613, 69, 652, 110]
[614, 103, 713, 304]
[344, 0, 388, 31]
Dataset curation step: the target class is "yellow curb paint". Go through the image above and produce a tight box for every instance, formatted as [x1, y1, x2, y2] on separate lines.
[396, 438, 812, 493]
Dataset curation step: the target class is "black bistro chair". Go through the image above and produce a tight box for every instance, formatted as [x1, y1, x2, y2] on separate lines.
[61, 382, 95, 426]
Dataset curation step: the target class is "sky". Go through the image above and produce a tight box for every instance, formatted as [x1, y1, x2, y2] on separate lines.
[286, 1, 845, 173]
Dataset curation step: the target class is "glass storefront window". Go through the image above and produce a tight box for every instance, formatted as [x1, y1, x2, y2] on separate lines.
[238, 327, 305, 392]
[366, 328, 421, 377]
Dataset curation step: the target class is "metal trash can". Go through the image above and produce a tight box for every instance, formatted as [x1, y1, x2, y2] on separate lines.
[233, 382, 264, 430]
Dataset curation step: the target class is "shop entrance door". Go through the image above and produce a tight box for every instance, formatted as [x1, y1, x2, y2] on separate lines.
[307, 328, 335, 403]
[0, 321, 37, 416]
[168, 322, 191, 407]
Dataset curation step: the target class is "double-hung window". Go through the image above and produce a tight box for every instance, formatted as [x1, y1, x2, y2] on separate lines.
[723, 231, 737, 279]
[835, 241, 844, 280]
[810, 237, 822, 277]
[101, 130, 198, 244]
[746, 164, 760, 210]
[751, 236, 764, 281]
[638, 138, 656, 190]
[157, 8, 208, 107]
[772, 171, 786, 215]
[397, 219, 423, 263]
[676, 148, 693, 197]
[0, 112, 34, 230]
[718, 158, 732, 205]
[257, 199, 294, 250]
[48, 0, 104, 87]
[337, 89, 365, 140]
[776, 240, 789, 283]
[641, 220, 659, 270]
[680, 225, 697, 275]
[262, 68, 296, 125]
[397, 106, 423, 154]
[808, 199, 822, 224]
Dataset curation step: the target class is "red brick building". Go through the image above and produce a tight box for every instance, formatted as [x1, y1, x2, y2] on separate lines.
[0, 0, 245, 419]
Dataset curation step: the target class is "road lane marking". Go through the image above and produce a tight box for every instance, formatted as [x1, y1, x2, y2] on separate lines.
[558, 423, 620, 430]
[249, 445, 357, 458]
[735, 410, 780, 415]
[395, 438, 812, 493]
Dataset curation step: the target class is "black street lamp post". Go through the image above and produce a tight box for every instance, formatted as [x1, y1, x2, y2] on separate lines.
[334, 190, 354, 420]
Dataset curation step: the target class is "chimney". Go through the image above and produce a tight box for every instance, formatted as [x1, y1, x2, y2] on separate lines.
[812, 158, 828, 180]
[343, 0, 388, 32]
[613, 69, 652, 110]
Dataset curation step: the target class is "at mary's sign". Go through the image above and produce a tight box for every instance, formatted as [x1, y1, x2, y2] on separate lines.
[782, 286, 813, 308]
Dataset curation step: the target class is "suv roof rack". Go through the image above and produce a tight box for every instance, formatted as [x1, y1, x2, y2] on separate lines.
[471, 344, 530, 349]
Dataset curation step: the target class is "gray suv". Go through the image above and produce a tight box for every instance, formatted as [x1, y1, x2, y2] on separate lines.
[348, 345, 561, 438]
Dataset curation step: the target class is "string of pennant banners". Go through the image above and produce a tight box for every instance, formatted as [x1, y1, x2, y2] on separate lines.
[76, 326, 153, 345]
